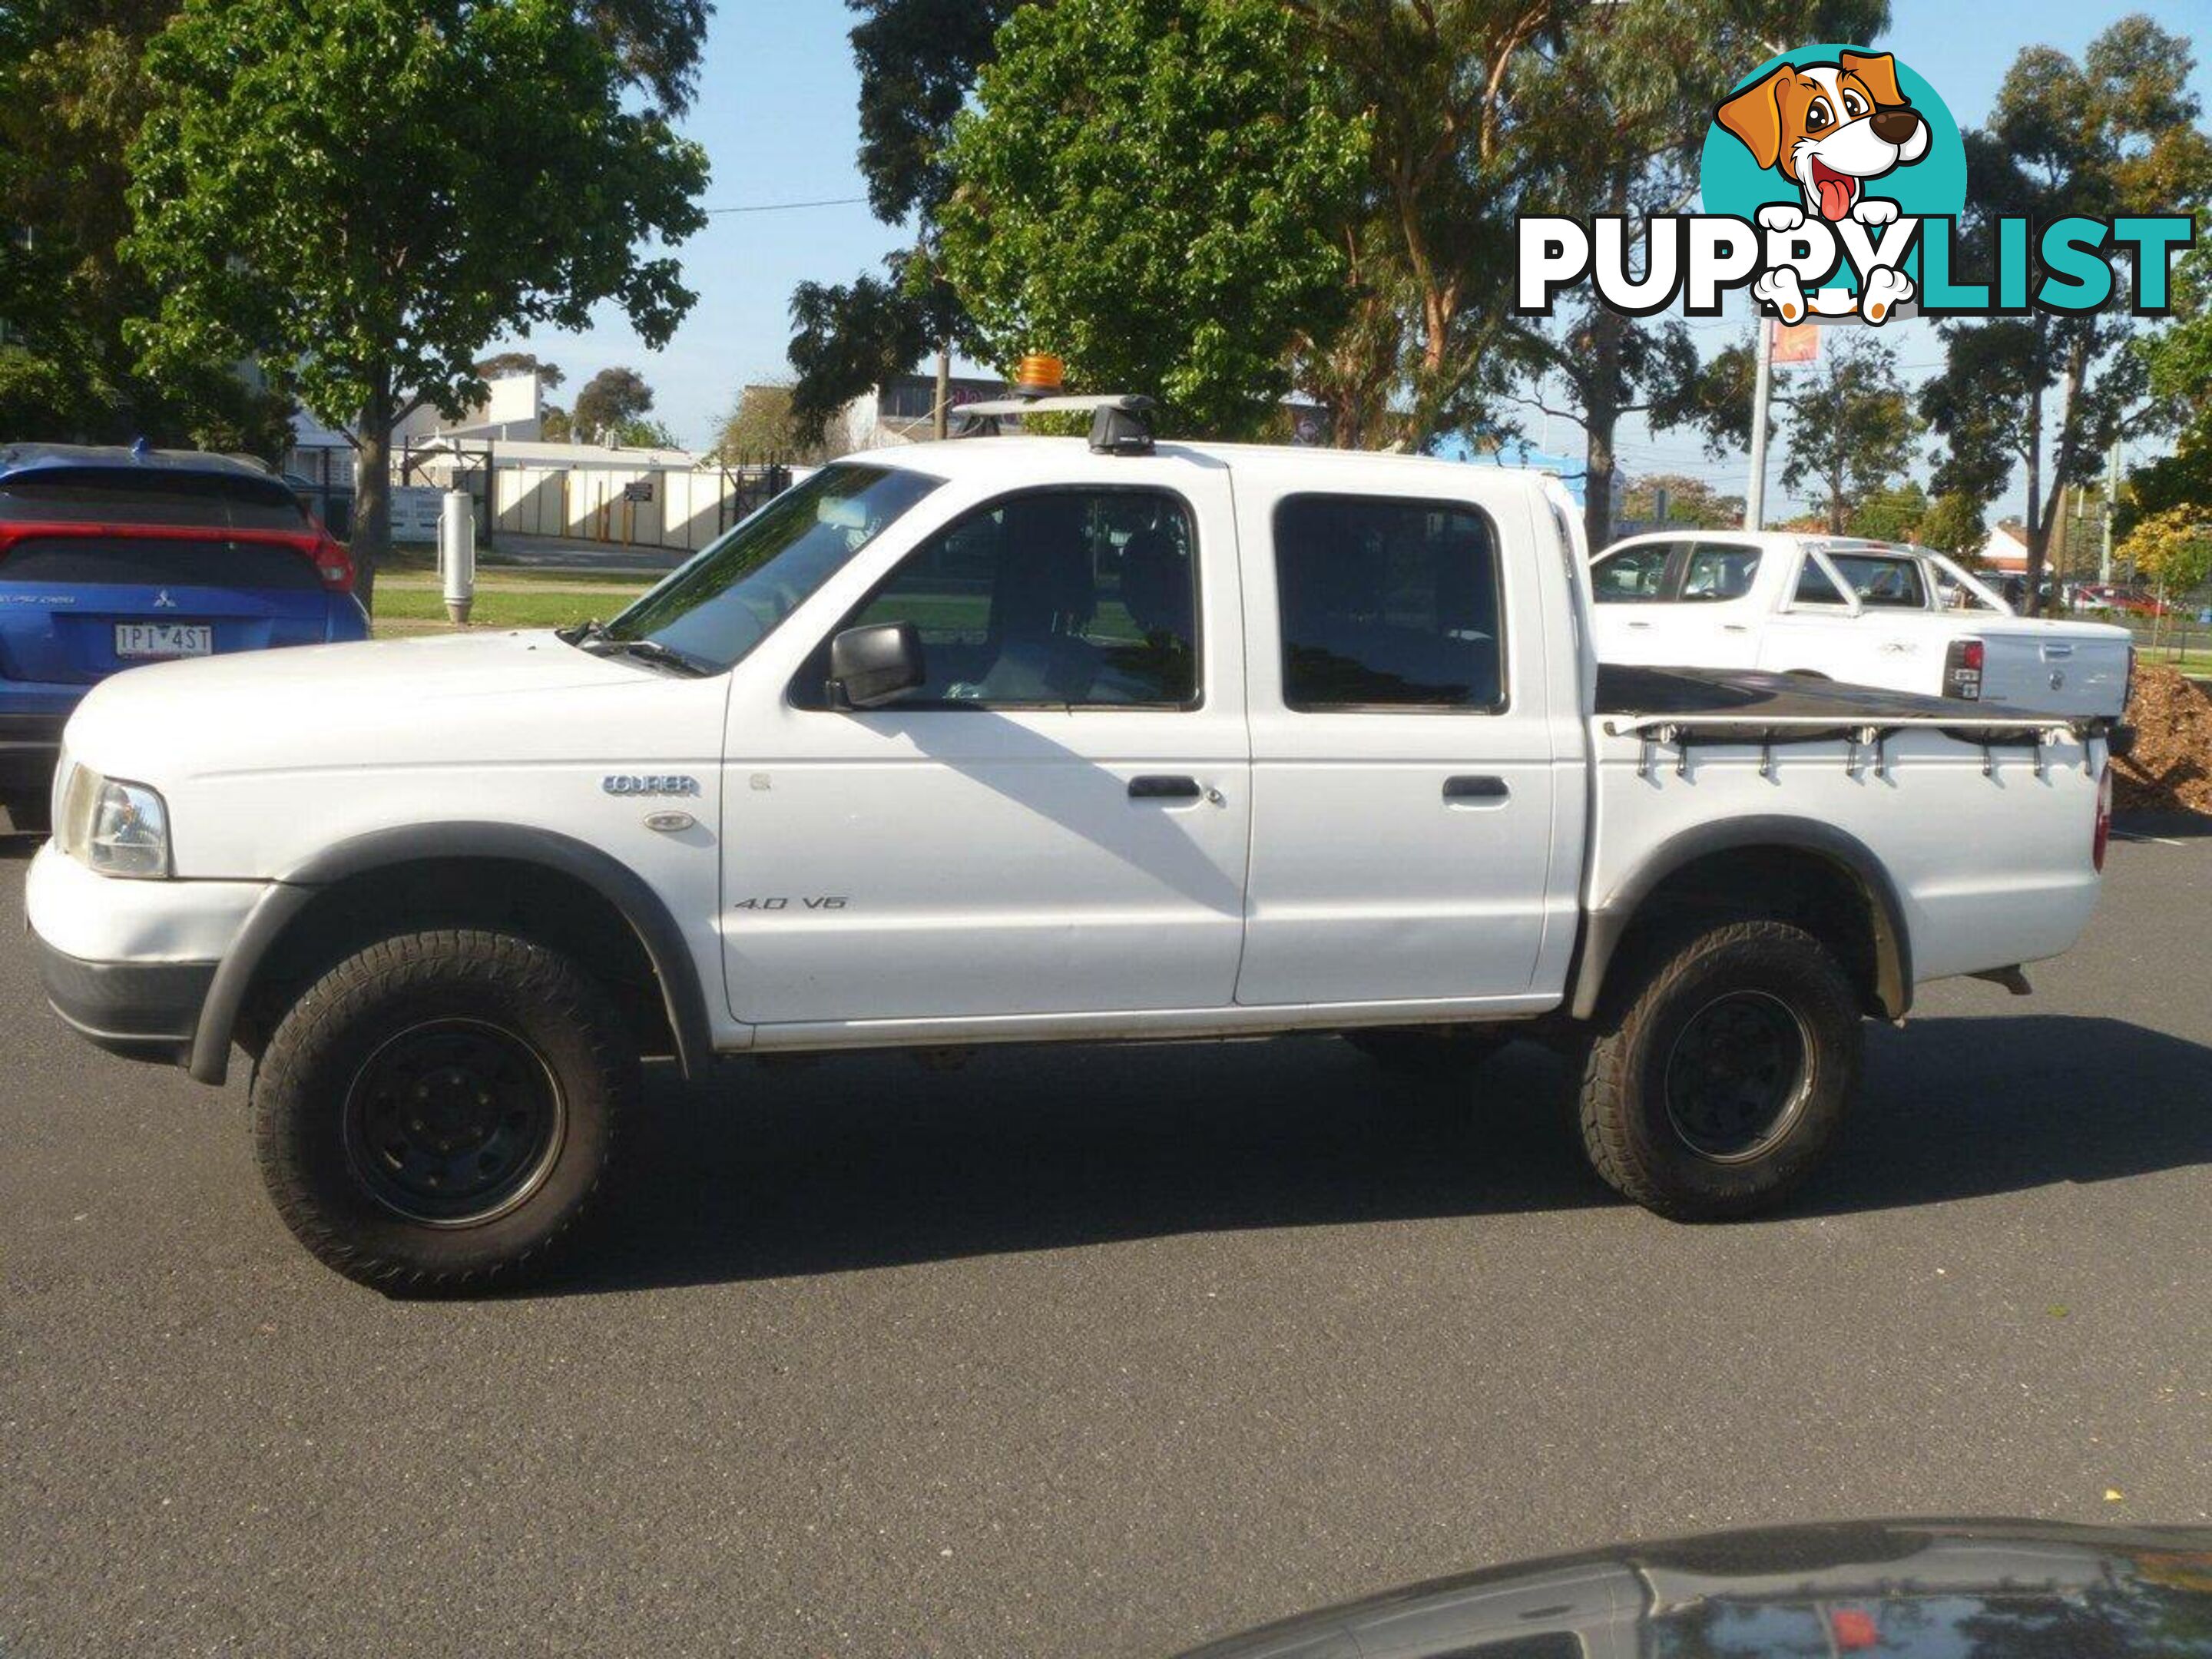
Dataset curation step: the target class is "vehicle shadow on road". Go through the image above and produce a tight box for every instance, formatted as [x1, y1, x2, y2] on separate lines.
[568, 1036, 1603, 1295]
[558, 1013, 2211, 1295]
[1801, 1014, 2212, 1217]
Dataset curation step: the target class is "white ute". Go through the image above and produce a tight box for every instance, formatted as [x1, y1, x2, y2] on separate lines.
[1589, 530, 2135, 717]
[27, 399, 2125, 1290]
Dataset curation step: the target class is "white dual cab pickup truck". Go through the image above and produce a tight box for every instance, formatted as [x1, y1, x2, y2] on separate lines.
[27, 401, 2122, 1290]
[1589, 531, 2135, 718]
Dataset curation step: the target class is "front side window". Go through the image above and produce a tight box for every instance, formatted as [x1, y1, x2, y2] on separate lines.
[1679, 542, 1761, 602]
[1826, 554, 1928, 608]
[795, 487, 1199, 709]
[601, 463, 941, 673]
[1591, 542, 1673, 603]
[1274, 495, 1505, 711]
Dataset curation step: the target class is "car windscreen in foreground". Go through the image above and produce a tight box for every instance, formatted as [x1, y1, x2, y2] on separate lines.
[601, 463, 942, 673]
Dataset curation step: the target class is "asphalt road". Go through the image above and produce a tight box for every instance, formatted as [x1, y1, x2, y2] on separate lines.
[3, 827, 2209, 1657]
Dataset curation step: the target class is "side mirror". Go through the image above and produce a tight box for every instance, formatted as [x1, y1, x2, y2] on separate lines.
[827, 621, 926, 710]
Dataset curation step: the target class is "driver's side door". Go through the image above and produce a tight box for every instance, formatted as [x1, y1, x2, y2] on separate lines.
[719, 474, 1252, 1031]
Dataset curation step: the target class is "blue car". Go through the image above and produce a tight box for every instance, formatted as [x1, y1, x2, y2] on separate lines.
[0, 442, 369, 827]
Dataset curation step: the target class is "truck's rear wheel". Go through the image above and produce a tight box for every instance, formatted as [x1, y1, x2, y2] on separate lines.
[1578, 919, 1861, 1220]
[252, 929, 634, 1293]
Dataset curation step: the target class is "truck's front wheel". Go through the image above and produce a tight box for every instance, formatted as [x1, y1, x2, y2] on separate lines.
[1578, 919, 1862, 1220]
[252, 930, 635, 1293]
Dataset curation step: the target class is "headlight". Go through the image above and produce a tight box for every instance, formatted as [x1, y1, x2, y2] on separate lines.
[58, 767, 172, 879]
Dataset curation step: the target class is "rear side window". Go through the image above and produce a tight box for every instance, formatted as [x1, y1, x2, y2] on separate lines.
[0, 535, 324, 590]
[1794, 558, 1849, 604]
[1826, 554, 1927, 608]
[1273, 495, 1504, 712]
[1679, 542, 1760, 601]
[1592, 542, 1672, 603]
[0, 469, 310, 532]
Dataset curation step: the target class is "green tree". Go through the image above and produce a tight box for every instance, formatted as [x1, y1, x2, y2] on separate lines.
[475, 352, 566, 392]
[614, 416, 680, 449]
[1848, 481, 1932, 543]
[786, 0, 1022, 442]
[1780, 333, 1923, 535]
[1618, 474, 1744, 529]
[1919, 489, 1988, 562]
[1508, 0, 1889, 545]
[789, 256, 965, 443]
[708, 381, 854, 465]
[127, 0, 709, 601]
[2129, 239, 2212, 523]
[936, 0, 1366, 436]
[0, 2, 291, 449]
[572, 366, 659, 441]
[2119, 504, 2212, 598]
[1920, 19, 2212, 613]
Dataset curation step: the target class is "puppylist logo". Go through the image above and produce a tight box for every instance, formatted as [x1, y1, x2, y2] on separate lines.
[1516, 44, 2194, 326]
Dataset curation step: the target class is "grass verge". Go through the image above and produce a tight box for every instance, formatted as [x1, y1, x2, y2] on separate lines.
[370, 580, 648, 634]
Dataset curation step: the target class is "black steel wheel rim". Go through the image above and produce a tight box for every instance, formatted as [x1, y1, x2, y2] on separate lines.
[343, 1018, 566, 1226]
[1662, 991, 1812, 1164]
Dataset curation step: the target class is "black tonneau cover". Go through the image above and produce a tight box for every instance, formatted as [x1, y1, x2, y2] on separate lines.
[1595, 664, 2088, 735]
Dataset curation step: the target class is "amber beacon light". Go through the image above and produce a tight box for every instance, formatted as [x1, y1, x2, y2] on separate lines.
[1013, 354, 1065, 399]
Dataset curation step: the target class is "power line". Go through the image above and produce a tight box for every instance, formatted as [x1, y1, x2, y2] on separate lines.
[702, 196, 871, 215]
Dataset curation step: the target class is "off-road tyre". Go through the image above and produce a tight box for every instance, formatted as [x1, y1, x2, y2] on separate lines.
[252, 929, 635, 1294]
[1578, 919, 1862, 1221]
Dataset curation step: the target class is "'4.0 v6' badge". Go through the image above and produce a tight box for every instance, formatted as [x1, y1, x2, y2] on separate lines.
[603, 774, 700, 796]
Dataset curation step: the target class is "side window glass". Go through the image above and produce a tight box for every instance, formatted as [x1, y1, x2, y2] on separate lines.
[1793, 557, 1849, 605]
[1274, 495, 1505, 712]
[1828, 555, 1928, 608]
[1591, 542, 1673, 603]
[795, 488, 1199, 708]
[1679, 542, 1760, 602]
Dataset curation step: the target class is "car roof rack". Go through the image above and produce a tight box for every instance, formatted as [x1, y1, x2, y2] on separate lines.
[952, 393, 1157, 456]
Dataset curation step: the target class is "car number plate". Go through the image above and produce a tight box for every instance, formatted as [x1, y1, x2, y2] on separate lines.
[115, 623, 214, 658]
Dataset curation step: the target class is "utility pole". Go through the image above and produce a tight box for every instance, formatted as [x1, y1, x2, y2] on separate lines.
[932, 339, 952, 442]
[1743, 317, 1776, 531]
[2100, 438, 2120, 584]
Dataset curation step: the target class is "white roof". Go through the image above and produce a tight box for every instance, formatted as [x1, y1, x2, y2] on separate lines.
[843, 435, 1562, 497]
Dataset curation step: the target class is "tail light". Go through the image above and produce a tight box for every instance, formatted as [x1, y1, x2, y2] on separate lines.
[1943, 636, 1985, 699]
[2125, 645, 2138, 710]
[310, 529, 356, 594]
[2094, 761, 2113, 873]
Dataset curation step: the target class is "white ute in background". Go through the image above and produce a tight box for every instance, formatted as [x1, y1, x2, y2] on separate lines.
[25, 398, 2129, 1290]
[1588, 531, 2135, 718]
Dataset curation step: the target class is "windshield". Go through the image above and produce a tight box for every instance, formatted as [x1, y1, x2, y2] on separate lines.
[598, 462, 942, 671]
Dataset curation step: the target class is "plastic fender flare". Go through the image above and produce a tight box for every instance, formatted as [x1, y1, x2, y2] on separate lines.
[1568, 816, 1913, 1023]
[188, 823, 713, 1085]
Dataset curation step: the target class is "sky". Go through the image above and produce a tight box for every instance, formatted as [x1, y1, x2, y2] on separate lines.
[504, 0, 2212, 519]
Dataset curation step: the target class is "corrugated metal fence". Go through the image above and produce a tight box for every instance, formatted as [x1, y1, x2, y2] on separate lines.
[490, 463, 793, 553]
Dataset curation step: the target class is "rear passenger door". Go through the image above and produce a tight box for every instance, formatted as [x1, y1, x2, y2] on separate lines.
[1586, 538, 1682, 664]
[1661, 538, 1767, 668]
[1233, 483, 1555, 1007]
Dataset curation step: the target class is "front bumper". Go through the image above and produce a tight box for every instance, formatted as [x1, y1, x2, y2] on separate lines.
[35, 935, 214, 1065]
[25, 842, 267, 1070]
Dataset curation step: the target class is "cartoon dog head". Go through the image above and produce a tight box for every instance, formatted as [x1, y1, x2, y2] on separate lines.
[1716, 51, 1930, 221]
